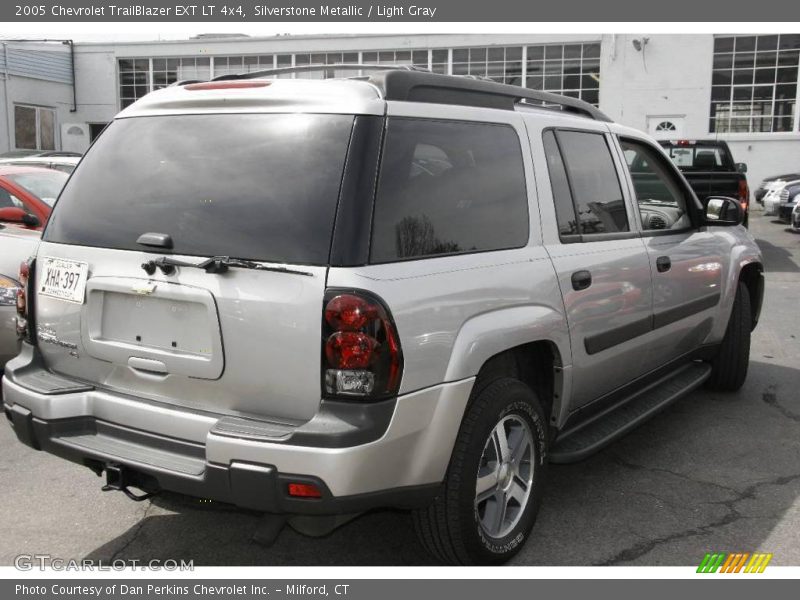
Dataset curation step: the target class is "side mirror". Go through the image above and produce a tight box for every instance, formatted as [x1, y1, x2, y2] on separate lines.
[735, 162, 748, 173]
[0, 207, 40, 228]
[21, 213, 41, 228]
[705, 197, 743, 226]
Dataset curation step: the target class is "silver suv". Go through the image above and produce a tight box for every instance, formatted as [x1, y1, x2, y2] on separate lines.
[2, 68, 764, 565]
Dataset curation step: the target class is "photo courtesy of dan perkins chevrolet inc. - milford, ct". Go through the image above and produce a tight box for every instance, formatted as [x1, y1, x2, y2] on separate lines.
[2, 66, 763, 565]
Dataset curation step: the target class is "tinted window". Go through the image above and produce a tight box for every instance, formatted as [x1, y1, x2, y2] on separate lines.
[370, 118, 529, 262]
[556, 130, 629, 234]
[542, 130, 579, 236]
[621, 139, 692, 231]
[45, 114, 354, 265]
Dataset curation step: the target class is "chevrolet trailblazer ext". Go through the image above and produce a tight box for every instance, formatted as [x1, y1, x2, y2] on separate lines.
[2, 69, 764, 565]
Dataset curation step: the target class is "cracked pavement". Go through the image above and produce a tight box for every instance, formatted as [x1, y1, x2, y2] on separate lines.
[1, 210, 798, 566]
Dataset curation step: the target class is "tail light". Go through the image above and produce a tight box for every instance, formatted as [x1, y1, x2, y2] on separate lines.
[0, 275, 21, 308]
[15, 258, 35, 343]
[738, 179, 749, 210]
[322, 290, 402, 400]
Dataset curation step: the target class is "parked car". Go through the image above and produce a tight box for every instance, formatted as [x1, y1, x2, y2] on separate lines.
[0, 166, 69, 230]
[658, 139, 750, 226]
[0, 225, 40, 367]
[762, 178, 796, 218]
[777, 180, 800, 223]
[0, 150, 81, 159]
[792, 199, 800, 232]
[754, 172, 800, 204]
[2, 70, 764, 565]
[0, 156, 80, 174]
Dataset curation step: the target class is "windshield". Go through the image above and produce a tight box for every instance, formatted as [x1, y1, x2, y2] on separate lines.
[44, 113, 354, 265]
[6, 171, 69, 207]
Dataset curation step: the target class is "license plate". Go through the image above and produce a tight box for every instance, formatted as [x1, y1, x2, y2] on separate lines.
[39, 257, 89, 304]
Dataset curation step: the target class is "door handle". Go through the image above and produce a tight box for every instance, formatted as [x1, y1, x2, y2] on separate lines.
[571, 270, 592, 291]
[656, 256, 671, 273]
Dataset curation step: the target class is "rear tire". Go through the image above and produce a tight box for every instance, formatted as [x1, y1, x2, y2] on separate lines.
[413, 377, 548, 565]
[706, 282, 751, 391]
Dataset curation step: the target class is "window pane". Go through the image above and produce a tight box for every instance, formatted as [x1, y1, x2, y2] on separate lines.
[14, 105, 37, 149]
[542, 131, 578, 236]
[39, 109, 55, 150]
[621, 139, 691, 231]
[371, 119, 529, 262]
[556, 131, 628, 235]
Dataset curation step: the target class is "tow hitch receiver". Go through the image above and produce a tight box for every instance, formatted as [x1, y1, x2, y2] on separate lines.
[101, 464, 156, 502]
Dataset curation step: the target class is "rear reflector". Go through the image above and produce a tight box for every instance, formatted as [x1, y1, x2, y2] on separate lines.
[288, 483, 322, 498]
[184, 81, 271, 91]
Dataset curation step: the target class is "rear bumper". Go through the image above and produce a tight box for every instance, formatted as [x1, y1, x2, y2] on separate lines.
[3, 344, 473, 514]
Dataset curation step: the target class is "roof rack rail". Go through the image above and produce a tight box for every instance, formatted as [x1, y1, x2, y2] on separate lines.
[177, 65, 609, 122]
[211, 63, 425, 81]
[368, 70, 612, 122]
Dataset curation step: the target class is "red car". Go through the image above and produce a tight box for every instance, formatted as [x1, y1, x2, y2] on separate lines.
[0, 165, 69, 230]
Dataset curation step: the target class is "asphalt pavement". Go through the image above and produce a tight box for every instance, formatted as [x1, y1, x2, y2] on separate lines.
[1, 208, 798, 567]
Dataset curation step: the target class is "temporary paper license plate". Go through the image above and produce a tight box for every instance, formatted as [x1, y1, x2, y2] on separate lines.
[39, 257, 89, 304]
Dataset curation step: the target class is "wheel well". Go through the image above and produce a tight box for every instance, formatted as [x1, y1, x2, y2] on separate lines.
[470, 341, 561, 426]
[738, 262, 764, 330]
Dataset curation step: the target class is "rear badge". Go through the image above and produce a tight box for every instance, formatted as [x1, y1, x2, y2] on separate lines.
[37, 326, 79, 358]
[132, 282, 157, 295]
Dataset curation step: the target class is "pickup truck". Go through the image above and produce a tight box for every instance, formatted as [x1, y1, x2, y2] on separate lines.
[659, 140, 750, 227]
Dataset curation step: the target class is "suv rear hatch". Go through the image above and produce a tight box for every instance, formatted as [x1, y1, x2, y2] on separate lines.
[34, 112, 355, 422]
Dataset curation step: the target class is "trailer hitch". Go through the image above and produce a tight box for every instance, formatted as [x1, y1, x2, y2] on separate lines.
[101, 464, 157, 502]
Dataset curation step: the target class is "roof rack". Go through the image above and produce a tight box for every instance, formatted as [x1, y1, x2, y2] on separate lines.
[211, 63, 425, 81]
[173, 65, 610, 122]
[367, 70, 611, 122]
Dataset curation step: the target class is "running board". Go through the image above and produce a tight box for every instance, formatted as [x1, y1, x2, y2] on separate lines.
[550, 362, 712, 463]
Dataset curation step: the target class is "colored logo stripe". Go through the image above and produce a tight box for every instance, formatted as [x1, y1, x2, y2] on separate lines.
[697, 553, 726, 573]
[744, 553, 773, 573]
[697, 552, 773, 573]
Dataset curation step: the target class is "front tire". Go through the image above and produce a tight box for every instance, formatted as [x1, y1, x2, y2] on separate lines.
[706, 282, 751, 391]
[413, 377, 548, 565]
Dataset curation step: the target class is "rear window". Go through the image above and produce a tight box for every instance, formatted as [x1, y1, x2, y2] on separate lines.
[660, 144, 734, 170]
[44, 114, 354, 265]
[370, 118, 529, 263]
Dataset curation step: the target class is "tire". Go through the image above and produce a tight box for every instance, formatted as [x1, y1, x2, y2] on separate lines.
[413, 377, 548, 565]
[705, 281, 751, 391]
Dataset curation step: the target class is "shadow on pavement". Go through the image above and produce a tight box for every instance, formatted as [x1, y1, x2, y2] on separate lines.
[755, 238, 800, 273]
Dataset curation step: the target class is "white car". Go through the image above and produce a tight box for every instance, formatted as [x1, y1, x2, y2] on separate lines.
[792, 199, 800, 232]
[763, 184, 784, 216]
[0, 156, 80, 174]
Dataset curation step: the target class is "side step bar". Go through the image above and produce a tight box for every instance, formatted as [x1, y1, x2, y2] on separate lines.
[550, 362, 712, 463]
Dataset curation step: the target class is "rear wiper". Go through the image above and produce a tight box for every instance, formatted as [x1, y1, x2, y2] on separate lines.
[142, 255, 314, 277]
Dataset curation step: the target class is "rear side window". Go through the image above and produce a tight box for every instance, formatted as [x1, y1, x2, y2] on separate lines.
[44, 114, 354, 265]
[544, 130, 629, 236]
[370, 118, 529, 263]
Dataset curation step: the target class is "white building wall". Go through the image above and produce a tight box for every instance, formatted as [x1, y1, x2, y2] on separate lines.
[0, 75, 74, 154]
[598, 34, 714, 136]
